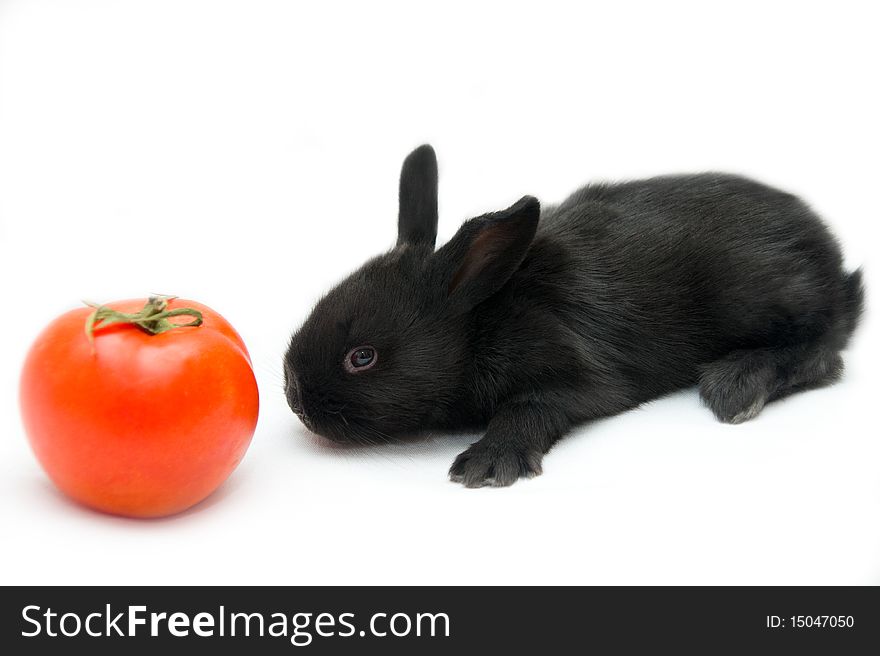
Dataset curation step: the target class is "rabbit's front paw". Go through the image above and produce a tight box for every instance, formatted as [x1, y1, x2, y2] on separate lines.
[448, 439, 543, 488]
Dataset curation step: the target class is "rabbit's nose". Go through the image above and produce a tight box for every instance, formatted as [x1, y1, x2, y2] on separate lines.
[285, 371, 304, 415]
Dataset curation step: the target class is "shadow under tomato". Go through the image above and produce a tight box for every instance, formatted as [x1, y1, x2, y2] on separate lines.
[30, 469, 248, 524]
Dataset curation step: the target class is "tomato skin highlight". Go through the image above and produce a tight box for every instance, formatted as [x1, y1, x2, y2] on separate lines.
[19, 298, 259, 518]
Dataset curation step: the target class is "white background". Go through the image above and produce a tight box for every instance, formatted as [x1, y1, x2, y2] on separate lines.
[1, 0, 877, 585]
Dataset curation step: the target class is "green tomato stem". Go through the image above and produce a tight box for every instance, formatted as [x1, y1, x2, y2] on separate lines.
[84, 295, 203, 345]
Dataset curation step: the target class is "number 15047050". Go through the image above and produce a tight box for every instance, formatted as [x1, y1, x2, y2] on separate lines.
[766, 615, 854, 629]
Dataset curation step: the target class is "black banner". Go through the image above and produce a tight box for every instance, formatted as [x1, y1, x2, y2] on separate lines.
[1, 586, 877, 653]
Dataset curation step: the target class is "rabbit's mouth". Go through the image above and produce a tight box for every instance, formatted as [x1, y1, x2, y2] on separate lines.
[287, 388, 353, 443]
[294, 410, 316, 433]
[307, 413, 362, 444]
[305, 409, 396, 446]
[285, 370, 393, 444]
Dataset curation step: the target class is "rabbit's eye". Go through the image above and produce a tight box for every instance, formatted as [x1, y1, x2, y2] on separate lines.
[345, 346, 377, 373]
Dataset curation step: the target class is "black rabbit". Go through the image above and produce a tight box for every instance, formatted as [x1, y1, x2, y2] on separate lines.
[284, 145, 864, 487]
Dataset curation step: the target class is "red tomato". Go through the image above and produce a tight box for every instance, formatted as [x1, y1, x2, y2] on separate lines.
[19, 297, 259, 518]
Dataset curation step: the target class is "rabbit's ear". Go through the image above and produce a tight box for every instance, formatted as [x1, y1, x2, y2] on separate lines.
[397, 144, 439, 250]
[434, 195, 540, 313]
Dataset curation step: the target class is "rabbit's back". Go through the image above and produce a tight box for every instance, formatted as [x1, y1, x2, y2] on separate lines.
[519, 173, 857, 398]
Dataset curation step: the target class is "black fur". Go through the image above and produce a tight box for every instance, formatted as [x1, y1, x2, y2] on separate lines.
[284, 146, 865, 487]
